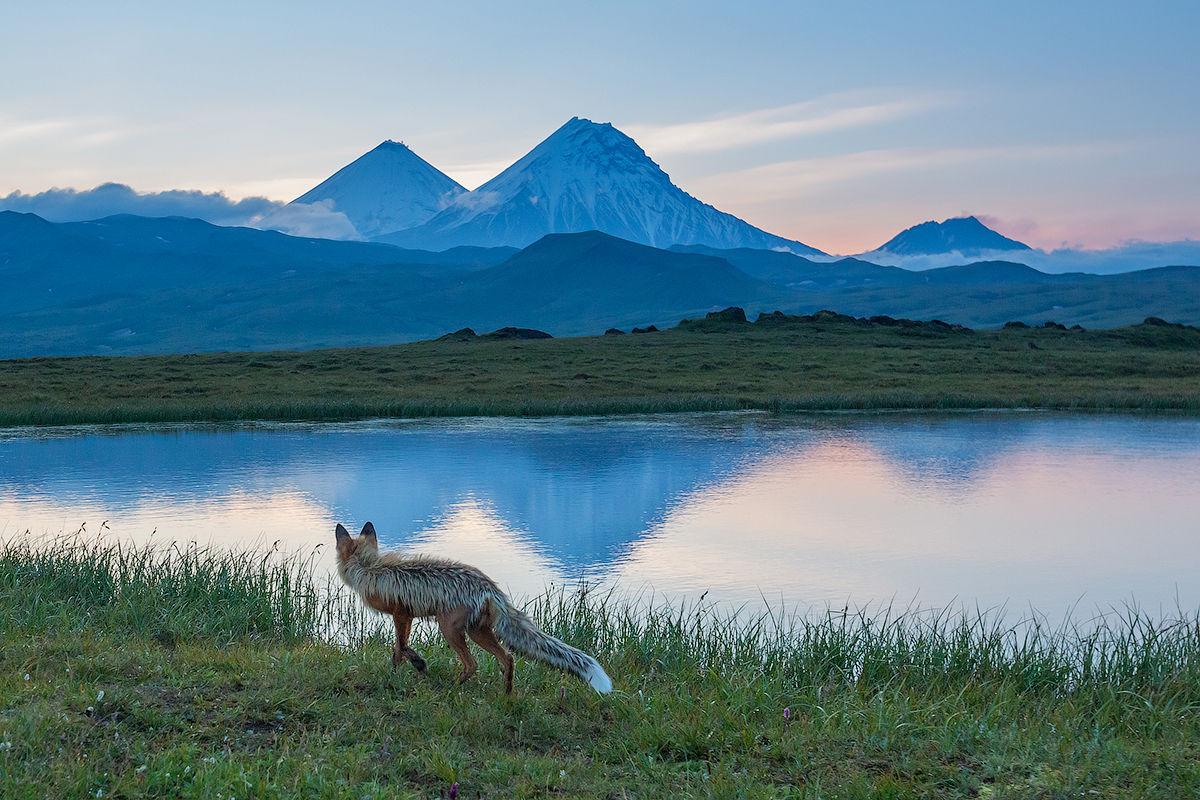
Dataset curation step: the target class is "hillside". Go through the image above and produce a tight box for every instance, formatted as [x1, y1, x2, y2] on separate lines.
[414, 231, 797, 334]
[3, 213, 1200, 357]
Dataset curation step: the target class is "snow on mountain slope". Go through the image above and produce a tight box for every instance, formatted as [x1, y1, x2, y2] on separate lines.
[379, 118, 824, 254]
[259, 141, 466, 239]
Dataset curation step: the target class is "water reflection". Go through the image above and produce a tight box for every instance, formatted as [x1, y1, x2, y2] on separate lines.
[1, 413, 1198, 615]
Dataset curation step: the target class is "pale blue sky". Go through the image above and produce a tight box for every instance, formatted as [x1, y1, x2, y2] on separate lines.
[3, 1, 1197, 253]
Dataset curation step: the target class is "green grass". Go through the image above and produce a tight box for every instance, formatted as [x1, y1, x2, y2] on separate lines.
[3, 537, 1199, 798]
[2, 312, 1199, 427]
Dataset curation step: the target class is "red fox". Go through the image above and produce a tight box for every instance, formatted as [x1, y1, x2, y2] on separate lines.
[335, 522, 613, 694]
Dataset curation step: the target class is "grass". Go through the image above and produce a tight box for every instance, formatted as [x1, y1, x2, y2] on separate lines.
[3, 537, 1199, 798]
[1, 311, 1199, 427]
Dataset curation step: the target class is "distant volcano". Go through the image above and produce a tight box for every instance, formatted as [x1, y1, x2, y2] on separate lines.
[260, 140, 466, 239]
[373, 118, 824, 254]
[872, 216, 1031, 257]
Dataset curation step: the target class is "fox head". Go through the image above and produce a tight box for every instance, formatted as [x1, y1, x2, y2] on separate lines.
[334, 521, 379, 564]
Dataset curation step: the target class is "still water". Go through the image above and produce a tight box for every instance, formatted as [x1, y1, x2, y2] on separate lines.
[1, 412, 1198, 618]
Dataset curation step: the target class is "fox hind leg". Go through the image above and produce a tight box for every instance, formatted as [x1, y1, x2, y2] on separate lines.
[437, 607, 478, 686]
[468, 625, 515, 694]
[392, 613, 426, 673]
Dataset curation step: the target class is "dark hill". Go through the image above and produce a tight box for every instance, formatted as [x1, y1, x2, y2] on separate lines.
[0, 211, 514, 315]
[2, 215, 1199, 357]
[915, 261, 1089, 285]
[670, 244, 917, 288]
[1109, 265, 1200, 283]
[667, 245, 1082, 288]
[416, 231, 797, 333]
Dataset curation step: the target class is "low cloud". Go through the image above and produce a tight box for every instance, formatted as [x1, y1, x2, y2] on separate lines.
[0, 183, 282, 226]
[856, 240, 1200, 275]
[1029, 240, 1200, 274]
[254, 200, 361, 240]
[447, 190, 502, 214]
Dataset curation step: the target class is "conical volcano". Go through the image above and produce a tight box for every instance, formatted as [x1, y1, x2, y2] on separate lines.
[264, 140, 466, 239]
[873, 216, 1032, 257]
[379, 118, 823, 254]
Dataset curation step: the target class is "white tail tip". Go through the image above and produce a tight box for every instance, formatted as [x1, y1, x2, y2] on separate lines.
[586, 663, 613, 694]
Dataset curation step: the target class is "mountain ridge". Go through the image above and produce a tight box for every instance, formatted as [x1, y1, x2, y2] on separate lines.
[362, 118, 824, 254]
[3, 211, 1199, 358]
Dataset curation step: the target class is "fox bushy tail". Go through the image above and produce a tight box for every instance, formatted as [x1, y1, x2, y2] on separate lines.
[492, 599, 613, 694]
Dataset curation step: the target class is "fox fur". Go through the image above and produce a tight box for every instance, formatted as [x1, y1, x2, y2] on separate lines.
[335, 521, 612, 694]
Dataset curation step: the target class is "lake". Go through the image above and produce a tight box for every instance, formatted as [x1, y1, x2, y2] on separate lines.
[2, 412, 1198, 619]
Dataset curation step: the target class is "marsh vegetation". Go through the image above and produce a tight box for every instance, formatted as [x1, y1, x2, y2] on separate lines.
[3, 537, 1199, 797]
[2, 312, 1199, 427]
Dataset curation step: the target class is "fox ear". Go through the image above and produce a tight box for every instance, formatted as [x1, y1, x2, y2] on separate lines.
[360, 521, 378, 546]
[335, 523, 351, 542]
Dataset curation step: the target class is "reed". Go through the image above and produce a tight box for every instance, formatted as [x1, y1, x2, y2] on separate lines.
[0, 535, 333, 644]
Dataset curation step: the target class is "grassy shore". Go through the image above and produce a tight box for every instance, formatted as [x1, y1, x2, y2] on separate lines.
[2, 311, 1199, 426]
[3, 538, 1199, 798]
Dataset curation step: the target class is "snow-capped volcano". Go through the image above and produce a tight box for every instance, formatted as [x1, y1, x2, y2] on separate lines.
[259, 140, 465, 239]
[379, 118, 824, 254]
[871, 216, 1031, 258]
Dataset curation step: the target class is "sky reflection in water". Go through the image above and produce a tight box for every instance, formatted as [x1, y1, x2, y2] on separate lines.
[1, 412, 1197, 618]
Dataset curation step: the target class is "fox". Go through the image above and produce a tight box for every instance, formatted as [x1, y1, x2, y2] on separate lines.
[334, 521, 613, 694]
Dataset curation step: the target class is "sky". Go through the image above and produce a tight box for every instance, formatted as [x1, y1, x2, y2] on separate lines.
[2, 0, 1198, 255]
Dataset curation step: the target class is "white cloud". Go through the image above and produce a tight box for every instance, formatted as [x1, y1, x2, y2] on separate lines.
[0, 118, 78, 146]
[0, 115, 148, 152]
[1027, 240, 1200, 274]
[254, 200, 361, 240]
[692, 142, 1132, 206]
[447, 190, 501, 213]
[625, 93, 951, 155]
[0, 183, 282, 225]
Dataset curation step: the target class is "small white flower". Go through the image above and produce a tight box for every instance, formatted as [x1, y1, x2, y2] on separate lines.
[0, 742, 12, 750]
[560, 770, 566, 778]
[184, 766, 190, 773]
[96, 791, 103, 798]
[87, 707, 94, 713]
[23, 674, 29, 681]
[136, 766, 147, 773]
[96, 690, 104, 702]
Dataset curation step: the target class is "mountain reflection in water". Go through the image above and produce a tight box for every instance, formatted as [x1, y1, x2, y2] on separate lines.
[1, 413, 1198, 616]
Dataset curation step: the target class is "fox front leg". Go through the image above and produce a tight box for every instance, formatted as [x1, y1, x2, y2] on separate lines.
[392, 613, 427, 674]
